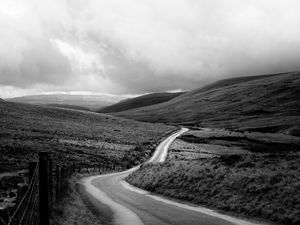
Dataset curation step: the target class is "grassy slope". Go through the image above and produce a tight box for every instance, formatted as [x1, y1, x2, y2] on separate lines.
[0, 101, 175, 173]
[46, 104, 91, 111]
[5, 94, 124, 111]
[99, 92, 185, 113]
[113, 72, 300, 135]
[127, 129, 300, 225]
[127, 156, 300, 225]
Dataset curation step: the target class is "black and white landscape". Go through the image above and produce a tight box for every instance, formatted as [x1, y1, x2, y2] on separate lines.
[0, 1, 299, 225]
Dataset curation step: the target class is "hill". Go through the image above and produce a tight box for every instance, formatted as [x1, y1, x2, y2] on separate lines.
[46, 104, 91, 111]
[112, 72, 300, 135]
[5, 94, 125, 111]
[0, 101, 174, 173]
[99, 92, 185, 113]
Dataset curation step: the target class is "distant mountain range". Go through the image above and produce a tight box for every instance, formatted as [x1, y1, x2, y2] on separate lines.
[5, 94, 125, 111]
[108, 72, 300, 136]
[99, 92, 185, 113]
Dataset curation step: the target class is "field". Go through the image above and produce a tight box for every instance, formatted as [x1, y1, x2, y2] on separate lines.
[127, 128, 300, 225]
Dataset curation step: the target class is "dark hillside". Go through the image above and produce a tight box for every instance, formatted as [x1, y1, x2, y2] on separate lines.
[194, 72, 284, 93]
[113, 72, 300, 135]
[99, 92, 184, 113]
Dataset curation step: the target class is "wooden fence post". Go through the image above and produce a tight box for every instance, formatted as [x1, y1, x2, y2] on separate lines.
[48, 158, 53, 210]
[55, 165, 60, 201]
[39, 151, 50, 225]
[61, 167, 66, 194]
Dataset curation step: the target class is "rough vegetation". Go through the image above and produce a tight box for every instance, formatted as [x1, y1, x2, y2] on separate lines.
[127, 155, 300, 225]
[112, 72, 300, 136]
[127, 128, 300, 225]
[0, 100, 175, 219]
[0, 101, 175, 173]
[51, 177, 104, 225]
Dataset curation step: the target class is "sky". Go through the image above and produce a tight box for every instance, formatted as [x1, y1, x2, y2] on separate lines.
[0, 0, 300, 98]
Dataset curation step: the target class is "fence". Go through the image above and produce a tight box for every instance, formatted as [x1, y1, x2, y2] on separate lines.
[3, 152, 121, 225]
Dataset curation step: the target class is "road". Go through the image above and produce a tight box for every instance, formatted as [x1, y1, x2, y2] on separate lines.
[81, 128, 264, 225]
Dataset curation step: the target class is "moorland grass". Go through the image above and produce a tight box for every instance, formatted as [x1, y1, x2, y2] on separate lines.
[0, 101, 175, 173]
[126, 155, 300, 225]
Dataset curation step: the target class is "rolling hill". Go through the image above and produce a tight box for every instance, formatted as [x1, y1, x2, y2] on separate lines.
[5, 94, 125, 111]
[112, 72, 300, 135]
[46, 104, 91, 111]
[99, 92, 185, 113]
[0, 100, 174, 173]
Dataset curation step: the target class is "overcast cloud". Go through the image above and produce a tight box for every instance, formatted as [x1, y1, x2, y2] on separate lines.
[0, 0, 300, 97]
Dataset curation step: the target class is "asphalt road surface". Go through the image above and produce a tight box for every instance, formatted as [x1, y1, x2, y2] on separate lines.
[81, 128, 265, 225]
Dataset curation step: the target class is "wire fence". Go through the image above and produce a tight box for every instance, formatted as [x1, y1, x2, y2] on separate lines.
[8, 166, 39, 225]
[1, 152, 122, 225]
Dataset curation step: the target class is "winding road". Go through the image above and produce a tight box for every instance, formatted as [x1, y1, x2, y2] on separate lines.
[81, 128, 264, 225]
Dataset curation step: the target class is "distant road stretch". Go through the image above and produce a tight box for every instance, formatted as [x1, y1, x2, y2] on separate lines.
[82, 128, 264, 225]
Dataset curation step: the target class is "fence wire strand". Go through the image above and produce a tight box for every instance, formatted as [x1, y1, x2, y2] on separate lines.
[5, 154, 119, 225]
[8, 166, 39, 225]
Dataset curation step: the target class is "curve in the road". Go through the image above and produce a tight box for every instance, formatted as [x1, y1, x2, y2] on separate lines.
[148, 128, 189, 163]
[81, 128, 266, 225]
[83, 174, 143, 225]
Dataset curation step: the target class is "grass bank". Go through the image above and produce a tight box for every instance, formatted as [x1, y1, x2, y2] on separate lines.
[127, 155, 300, 225]
[126, 128, 300, 225]
[51, 176, 103, 225]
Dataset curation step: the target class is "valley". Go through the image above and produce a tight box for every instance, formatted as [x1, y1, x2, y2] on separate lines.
[1, 72, 299, 225]
[1, 1, 299, 224]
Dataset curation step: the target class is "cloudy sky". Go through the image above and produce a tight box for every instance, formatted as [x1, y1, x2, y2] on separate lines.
[0, 0, 300, 98]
